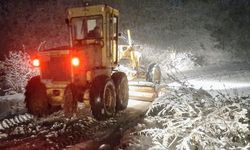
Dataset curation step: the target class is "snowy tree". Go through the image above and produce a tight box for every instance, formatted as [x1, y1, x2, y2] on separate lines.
[3, 51, 39, 93]
[129, 87, 250, 149]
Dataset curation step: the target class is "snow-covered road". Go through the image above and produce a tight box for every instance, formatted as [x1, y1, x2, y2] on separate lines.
[0, 99, 150, 150]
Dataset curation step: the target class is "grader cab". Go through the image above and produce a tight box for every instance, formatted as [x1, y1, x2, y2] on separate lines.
[25, 5, 128, 120]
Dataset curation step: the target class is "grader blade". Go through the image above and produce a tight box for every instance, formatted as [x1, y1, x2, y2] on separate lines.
[128, 81, 158, 102]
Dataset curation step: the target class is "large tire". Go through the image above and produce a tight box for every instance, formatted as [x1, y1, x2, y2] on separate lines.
[63, 84, 78, 116]
[111, 72, 129, 111]
[90, 76, 116, 120]
[25, 76, 49, 117]
[146, 63, 161, 84]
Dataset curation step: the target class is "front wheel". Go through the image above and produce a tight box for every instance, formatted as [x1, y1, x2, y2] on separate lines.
[112, 72, 129, 111]
[90, 76, 116, 120]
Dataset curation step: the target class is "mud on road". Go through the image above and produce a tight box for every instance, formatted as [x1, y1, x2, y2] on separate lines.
[0, 100, 150, 150]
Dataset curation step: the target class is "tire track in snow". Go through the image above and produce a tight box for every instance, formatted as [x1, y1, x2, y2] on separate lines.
[0, 110, 120, 149]
[0, 113, 33, 130]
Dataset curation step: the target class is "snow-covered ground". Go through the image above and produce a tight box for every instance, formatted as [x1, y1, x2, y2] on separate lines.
[0, 62, 249, 149]
[0, 97, 150, 149]
[168, 62, 250, 96]
[0, 93, 25, 120]
[120, 63, 250, 150]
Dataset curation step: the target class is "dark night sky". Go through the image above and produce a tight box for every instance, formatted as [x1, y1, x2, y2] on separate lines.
[0, 0, 249, 61]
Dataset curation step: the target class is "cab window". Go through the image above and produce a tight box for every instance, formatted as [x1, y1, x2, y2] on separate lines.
[71, 16, 103, 41]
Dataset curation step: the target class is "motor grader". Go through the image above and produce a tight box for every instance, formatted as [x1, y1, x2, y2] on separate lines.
[25, 4, 129, 120]
[117, 30, 161, 101]
[26, 4, 161, 120]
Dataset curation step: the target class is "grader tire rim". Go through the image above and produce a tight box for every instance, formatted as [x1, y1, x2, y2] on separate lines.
[103, 80, 116, 115]
[90, 76, 116, 120]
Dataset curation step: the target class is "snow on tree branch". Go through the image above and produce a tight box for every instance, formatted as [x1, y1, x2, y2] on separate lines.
[3, 51, 39, 93]
[135, 87, 250, 149]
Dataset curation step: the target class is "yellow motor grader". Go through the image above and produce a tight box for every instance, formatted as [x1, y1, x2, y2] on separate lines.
[25, 4, 160, 120]
[117, 30, 161, 101]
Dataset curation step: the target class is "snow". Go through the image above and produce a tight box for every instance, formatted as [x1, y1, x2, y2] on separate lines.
[2, 51, 39, 93]
[122, 86, 250, 149]
[0, 48, 249, 149]
[168, 63, 250, 97]
[120, 62, 250, 149]
[0, 93, 24, 101]
[0, 49, 249, 150]
[0, 1, 249, 149]
[0, 93, 25, 120]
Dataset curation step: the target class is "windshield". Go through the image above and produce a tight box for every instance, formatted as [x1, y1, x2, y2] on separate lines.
[71, 16, 103, 41]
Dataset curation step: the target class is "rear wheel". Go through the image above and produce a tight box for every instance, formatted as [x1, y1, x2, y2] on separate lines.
[112, 72, 129, 111]
[63, 84, 77, 116]
[90, 76, 116, 120]
[25, 76, 49, 117]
